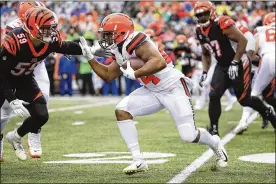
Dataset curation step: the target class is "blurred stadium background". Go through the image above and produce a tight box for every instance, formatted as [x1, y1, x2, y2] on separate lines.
[1, 1, 275, 97]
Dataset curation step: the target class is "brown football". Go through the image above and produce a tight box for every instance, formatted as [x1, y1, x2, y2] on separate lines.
[121, 57, 146, 70]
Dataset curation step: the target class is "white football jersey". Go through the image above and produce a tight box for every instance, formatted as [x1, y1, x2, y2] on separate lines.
[112, 31, 184, 92]
[254, 25, 275, 56]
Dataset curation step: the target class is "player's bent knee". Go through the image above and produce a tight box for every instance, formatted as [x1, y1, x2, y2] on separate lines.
[177, 123, 197, 143]
[115, 109, 133, 121]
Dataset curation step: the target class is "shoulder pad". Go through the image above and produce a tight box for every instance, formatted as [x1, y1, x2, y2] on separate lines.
[125, 31, 148, 55]
[218, 16, 235, 30]
[1, 29, 22, 56]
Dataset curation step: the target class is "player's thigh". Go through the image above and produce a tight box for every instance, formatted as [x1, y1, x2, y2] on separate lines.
[161, 79, 195, 126]
[15, 76, 46, 104]
[251, 58, 274, 96]
[210, 65, 229, 98]
[115, 87, 164, 118]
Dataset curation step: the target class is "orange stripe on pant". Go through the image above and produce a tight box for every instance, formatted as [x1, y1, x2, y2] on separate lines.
[239, 66, 250, 101]
[266, 79, 275, 98]
[33, 91, 43, 101]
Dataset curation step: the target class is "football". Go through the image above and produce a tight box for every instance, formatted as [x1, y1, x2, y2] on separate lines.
[121, 57, 145, 70]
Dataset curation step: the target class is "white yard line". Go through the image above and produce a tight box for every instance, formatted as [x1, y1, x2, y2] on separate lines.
[9, 99, 120, 119]
[168, 111, 261, 183]
[48, 100, 119, 113]
[167, 132, 236, 183]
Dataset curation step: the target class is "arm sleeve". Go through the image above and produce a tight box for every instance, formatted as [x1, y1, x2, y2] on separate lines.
[51, 41, 83, 55]
[0, 48, 17, 102]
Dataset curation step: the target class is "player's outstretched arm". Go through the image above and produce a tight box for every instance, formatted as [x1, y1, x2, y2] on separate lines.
[223, 26, 247, 62]
[79, 37, 121, 83]
[134, 41, 166, 78]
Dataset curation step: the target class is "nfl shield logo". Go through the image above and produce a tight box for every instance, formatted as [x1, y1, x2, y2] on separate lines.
[199, 35, 202, 40]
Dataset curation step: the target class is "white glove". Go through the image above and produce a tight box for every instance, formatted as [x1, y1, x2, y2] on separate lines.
[228, 60, 239, 80]
[120, 61, 136, 80]
[79, 36, 94, 61]
[10, 99, 30, 118]
[91, 42, 112, 57]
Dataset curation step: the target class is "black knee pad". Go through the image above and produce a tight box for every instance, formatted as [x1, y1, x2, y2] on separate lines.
[31, 97, 49, 127]
[238, 98, 249, 106]
[209, 90, 221, 101]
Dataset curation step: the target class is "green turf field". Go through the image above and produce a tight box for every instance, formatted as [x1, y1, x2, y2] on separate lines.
[1, 98, 275, 183]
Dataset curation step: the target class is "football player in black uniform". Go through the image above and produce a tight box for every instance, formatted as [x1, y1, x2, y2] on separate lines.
[0, 6, 109, 160]
[194, 1, 276, 136]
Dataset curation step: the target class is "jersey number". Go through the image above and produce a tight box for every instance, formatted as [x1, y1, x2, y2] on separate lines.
[16, 33, 27, 44]
[204, 40, 222, 57]
[140, 75, 160, 85]
[11, 62, 41, 76]
[265, 28, 275, 42]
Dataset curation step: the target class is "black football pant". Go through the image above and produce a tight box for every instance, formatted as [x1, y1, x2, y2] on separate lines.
[208, 62, 270, 135]
[0, 75, 48, 137]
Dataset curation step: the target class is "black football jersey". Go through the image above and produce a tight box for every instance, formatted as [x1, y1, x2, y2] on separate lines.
[196, 16, 237, 67]
[0, 27, 82, 102]
[1, 27, 82, 77]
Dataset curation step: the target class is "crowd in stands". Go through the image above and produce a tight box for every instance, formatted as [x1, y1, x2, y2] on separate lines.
[1, 1, 275, 96]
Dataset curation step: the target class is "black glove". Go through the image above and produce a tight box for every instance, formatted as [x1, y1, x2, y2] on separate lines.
[199, 71, 207, 87]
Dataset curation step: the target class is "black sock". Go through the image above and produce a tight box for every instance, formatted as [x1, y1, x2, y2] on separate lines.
[209, 98, 221, 135]
[17, 117, 35, 137]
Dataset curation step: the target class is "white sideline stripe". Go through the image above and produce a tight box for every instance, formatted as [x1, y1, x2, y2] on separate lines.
[9, 100, 119, 119]
[48, 100, 118, 113]
[167, 132, 236, 183]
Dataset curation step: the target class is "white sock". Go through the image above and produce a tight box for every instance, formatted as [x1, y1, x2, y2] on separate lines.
[197, 128, 217, 149]
[240, 107, 253, 122]
[224, 89, 232, 102]
[117, 120, 142, 158]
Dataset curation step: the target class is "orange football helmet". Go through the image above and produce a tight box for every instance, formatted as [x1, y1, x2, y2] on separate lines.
[144, 28, 155, 38]
[23, 7, 58, 43]
[194, 1, 216, 27]
[18, 1, 45, 21]
[98, 13, 134, 49]
[176, 34, 187, 44]
[263, 12, 275, 26]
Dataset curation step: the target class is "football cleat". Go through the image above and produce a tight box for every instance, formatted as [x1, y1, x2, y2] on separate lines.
[262, 105, 276, 129]
[233, 120, 248, 135]
[28, 132, 42, 158]
[211, 135, 228, 167]
[0, 134, 3, 162]
[123, 159, 149, 175]
[6, 130, 27, 161]
[224, 96, 237, 112]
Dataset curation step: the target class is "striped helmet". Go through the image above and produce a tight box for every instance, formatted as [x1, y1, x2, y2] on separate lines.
[23, 6, 58, 43]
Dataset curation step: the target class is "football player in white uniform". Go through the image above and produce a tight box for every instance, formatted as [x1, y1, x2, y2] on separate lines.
[234, 12, 276, 133]
[79, 13, 228, 174]
[0, 1, 46, 161]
